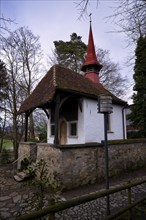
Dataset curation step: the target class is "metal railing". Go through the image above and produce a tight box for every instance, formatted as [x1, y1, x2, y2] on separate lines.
[16, 178, 146, 220]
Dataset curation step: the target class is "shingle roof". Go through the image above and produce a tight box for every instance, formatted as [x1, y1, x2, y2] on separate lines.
[18, 64, 127, 114]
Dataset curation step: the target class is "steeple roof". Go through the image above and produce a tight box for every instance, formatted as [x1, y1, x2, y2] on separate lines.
[81, 22, 102, 72]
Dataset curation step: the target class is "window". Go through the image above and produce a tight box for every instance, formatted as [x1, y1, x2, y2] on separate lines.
[50, 124, 55, 136]
[87, 67, 94, 72]
[69, 122, 77, 137]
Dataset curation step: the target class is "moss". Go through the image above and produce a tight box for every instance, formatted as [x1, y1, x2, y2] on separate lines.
[104, 138, 146, 145]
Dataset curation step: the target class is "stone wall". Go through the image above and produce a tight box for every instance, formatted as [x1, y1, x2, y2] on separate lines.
[17, 142, 37, 169]
[18, 140, 146, 189]
[108, 141, 146, 177]
[61, 146, 98, 189]
[37, 143, 63, 189]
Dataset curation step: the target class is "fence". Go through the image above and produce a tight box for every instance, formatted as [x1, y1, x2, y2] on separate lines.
[16, 178, 146, 220]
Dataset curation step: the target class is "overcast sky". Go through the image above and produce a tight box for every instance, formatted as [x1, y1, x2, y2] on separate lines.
[1, 0, 134, 103]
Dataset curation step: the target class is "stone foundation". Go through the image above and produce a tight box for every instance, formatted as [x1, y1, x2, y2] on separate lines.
[17, 142, 37, 169]
[18, 140, 146, 189]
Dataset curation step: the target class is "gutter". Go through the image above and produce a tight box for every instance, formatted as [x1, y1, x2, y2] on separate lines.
[122, 105, 127, 139]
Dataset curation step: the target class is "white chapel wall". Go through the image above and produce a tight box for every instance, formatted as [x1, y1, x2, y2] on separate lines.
[47, 98, 126, 144]
[83, 98, 126, 143]
[107, 105, 126, 140]
[83, 98, 104, 143]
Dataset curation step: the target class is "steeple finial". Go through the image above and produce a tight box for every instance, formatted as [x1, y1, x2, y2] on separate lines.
[89, 13, 92, 23]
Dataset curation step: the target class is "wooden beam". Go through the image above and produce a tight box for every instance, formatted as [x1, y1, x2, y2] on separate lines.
[42, 108, 50, 120]
[24, 112, 29, 142]
[54, 94, 60, 146]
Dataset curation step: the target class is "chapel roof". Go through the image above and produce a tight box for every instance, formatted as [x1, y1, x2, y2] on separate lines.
[18, 64, 127, 114]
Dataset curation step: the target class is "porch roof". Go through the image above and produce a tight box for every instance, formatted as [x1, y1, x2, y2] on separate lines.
[18, 64, 127, 114]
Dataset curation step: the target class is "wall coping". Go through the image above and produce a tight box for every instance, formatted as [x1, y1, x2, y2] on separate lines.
[57, 143, 103, 150]
[107, 138, 146, 146]
[37, 143, 54, 147]
[19, 138, 146, 150]
[19, 142, 37, 145]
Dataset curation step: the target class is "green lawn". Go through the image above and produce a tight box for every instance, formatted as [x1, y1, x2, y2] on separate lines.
[1, 139, 13, 150]
[0, 139, 14, 164]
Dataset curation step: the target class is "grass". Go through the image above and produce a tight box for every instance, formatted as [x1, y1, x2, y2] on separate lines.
[0, 139, 14, 164]
[0, 139, 13, 150]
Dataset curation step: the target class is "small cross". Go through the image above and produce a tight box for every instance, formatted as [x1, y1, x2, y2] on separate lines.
[89, 13, 92, 23]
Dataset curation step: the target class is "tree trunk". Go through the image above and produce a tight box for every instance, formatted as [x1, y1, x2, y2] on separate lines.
[29, 113, 35, 141]
[0, 109, 7, 153]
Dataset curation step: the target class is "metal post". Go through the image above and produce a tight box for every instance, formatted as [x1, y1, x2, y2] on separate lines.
[98, 95, 113, 216]
[104, 112, 110, 216]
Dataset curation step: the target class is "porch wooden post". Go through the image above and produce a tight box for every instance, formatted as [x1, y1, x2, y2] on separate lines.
[24, 112, 29, 142]
[54, 94, 60, 146]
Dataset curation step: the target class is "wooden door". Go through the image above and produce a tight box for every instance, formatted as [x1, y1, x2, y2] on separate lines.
[60, 119, 67, 145]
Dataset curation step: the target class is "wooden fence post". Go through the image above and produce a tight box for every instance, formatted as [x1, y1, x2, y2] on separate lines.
[128, 187, 132, 220]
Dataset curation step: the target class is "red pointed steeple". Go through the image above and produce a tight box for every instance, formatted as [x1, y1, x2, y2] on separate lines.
[81, 21, 102, 83]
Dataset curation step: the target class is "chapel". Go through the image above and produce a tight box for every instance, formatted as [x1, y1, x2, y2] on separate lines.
[19, 21, 127, 145]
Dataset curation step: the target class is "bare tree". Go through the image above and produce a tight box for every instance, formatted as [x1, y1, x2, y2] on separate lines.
[108, 0, 146, 44]
[75, 0, 99, 19]
[0, 60, 9, 152]
[1, 27, 43, 158]
[13, 27, 44, 141]
[97, 48, 128, 98]
[0, 101, 10, 153]
[76, 0, 146, 43]
[0, 16, 15, 37]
